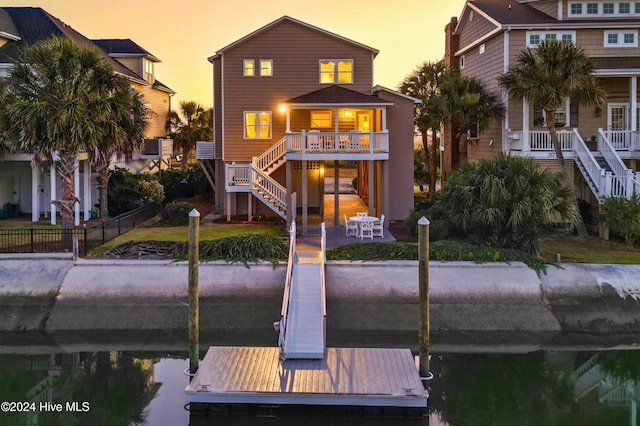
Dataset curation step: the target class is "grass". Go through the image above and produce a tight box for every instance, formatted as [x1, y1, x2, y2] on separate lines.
[92, 223, 284, 254]
[539, 232, 640, 264]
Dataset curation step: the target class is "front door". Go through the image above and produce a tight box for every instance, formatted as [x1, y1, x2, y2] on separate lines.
[608, 104, 629, 131]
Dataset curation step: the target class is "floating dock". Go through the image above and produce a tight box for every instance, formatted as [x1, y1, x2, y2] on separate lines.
[185, 346, 427, 407]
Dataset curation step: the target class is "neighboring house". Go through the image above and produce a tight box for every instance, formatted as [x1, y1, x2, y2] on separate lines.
[0, 7, 174, 224]
[444, 0, 640, 205]
[200, 16, 418, 233]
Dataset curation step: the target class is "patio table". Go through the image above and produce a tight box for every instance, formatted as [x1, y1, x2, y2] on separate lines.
[348, 216, 379, 238]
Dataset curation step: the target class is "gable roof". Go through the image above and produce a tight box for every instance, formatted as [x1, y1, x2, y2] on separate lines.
[93, 39, 161, 62]
[208, 15, 378, 61]
[467, 0, 557, 26]
[285, 85, 392, 106]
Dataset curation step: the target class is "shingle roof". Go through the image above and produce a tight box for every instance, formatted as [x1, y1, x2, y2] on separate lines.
[92, 39, 160, 62]
[285, 85, 392, 106]
[470, 0, 558, 25]
[594, 56, 640, 70]
[0, 8, 19, 37]
[0, 7, 142, 81]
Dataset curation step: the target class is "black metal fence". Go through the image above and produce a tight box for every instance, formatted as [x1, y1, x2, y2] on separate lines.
[0, 206, 159, 256]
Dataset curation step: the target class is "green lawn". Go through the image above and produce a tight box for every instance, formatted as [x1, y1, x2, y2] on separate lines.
[93, 223, 284, 253]
[540, 233, 640, 264]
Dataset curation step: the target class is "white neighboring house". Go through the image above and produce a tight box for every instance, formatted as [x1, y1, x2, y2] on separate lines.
[0, 7, 175, 224]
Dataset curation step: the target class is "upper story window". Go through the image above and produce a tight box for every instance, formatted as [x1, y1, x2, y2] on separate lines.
[527, 31, 576, 47]
[244, 111, 271, 139]
[243, 59, 255, 77]
[604, 29, 638, 46]
[319, 60, 353, 84]
[143, 58, 154, 83]
[259, 59, 273, 76]
[570, 1, 640, 16]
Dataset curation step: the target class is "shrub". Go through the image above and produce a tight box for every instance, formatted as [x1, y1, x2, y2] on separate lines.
[352, 176, 358, 190]
[197, 233, 287, 266]
[159, 167, 213, 201]
[600, 193, 640, 246]
[108, 168, 165, 216]
[160, 201, 196, 225]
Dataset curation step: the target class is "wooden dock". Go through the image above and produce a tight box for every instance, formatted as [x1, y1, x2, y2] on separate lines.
[185, 346, 427, 407]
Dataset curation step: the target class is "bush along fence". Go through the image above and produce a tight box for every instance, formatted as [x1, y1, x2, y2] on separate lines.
[0, 206, 158, 256]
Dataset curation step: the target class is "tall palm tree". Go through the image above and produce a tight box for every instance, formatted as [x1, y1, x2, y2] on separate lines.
[439, 71, 505, 169]
[90, 82, 149, 219]
[166, 101, 212, 171]
[399, 61, 447, 198]
[499, 39, 606, 238]
[0, 37, 126, 230]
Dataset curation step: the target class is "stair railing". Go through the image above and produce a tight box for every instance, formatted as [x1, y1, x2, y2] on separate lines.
[254, 136, 286, 173]
[573, 129, 605, 196]
[251, 167, 287, 212]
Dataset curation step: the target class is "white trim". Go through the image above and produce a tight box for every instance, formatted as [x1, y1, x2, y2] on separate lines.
[0, 31, 20, 41]
[559, 0, 564, 20]
[604, 30, 638, 47]
[455, 27, 502, 56]
[50, 163, 56, 225]
[631, 77, 638, 132]
[526, 31, 576, 47]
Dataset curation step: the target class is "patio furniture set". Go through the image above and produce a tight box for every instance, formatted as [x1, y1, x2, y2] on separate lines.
[343, 212, 385, 240]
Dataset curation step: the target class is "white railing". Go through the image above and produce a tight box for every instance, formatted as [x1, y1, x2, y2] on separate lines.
[285, 130, 389, 153]
[571, 355, 601, 400]
[278, 220, 297, 353]
[196, 141, 215, 159]
[225, 163, 250, 189]
[598, 129, 631, 179]
[573, 129, 605, 196]
[251, 167, 287, 211]
[254, 136, 286, 172]
[529, 130, 574, 151]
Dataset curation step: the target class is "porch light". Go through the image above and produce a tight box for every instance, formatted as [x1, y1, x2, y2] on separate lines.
[344, 110, 350, 117]
[279, 104, 287, 113]
[319, 167, 325, 175]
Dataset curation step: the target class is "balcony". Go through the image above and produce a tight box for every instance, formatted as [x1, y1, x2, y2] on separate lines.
[285, 130, 389, 160]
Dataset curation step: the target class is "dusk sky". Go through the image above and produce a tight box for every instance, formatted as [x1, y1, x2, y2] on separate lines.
[4, 0, 467, 108]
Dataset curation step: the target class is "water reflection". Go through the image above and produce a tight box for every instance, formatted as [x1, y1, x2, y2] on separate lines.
[0, 347, 638, 425]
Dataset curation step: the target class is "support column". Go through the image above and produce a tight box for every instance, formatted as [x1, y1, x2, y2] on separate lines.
[382, 160, 390, 225]
[286, 160, 293, 228]
[631, 76, 637, 132]
[83, 160, 91, 221]
[302, 160, 308, 235]
[334, 160, 339, 227]
[368, 160, 374, 216]
[50, 163, 56, 225]
[31, 163, 39, 222]
[74, 158, 80, 226]
[522, 97, 530, 154]
[226, 192, 231, 222]
[247, 193, 252, 221]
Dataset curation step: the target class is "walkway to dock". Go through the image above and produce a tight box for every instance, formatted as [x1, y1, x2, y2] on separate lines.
[185, 220, 427, 408]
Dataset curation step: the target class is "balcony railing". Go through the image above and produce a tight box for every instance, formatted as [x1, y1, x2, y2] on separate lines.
[285, 130, 389, 154]
[601, 130, 640, 151]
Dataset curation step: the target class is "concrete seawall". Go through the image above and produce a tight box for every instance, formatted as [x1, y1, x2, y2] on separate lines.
[2, 257, 639, 340]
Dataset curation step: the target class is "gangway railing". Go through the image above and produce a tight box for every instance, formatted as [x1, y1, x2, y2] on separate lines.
[277, 220, 296, 355]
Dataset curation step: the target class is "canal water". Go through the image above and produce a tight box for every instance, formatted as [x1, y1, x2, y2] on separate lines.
[1, 332, 638, 425]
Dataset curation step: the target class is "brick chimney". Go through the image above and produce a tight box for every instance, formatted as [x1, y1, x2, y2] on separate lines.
[442, 16, 460, 180]
[444, 17, 459, 71]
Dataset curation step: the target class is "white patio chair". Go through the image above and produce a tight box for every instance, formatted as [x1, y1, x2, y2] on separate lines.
[360, 218, 374, 240]
[308, 130, 321, 150]
[373, 214, 385, 238]
[344, 214, 358, 237]
[356, 212, 367, 217]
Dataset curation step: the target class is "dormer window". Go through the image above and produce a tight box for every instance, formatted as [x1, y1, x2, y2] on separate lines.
[319, 60, 353, 84]
[143, 58, 154, 83]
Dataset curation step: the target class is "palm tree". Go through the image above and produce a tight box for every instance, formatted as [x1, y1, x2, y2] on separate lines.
[439, 71, 505, 168]
[439, 153, 577, 254]
[399, 61, 446, 198]
[0, 37, 128, 230]
[499, 39, 606, 238]
[166, 101, 212, 171]
[90, 82, 149, 219]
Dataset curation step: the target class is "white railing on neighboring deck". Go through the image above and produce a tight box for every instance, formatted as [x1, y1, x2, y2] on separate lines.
[573, 129, 605, 195]
[254, 136, 286, 172]
[278, 220, 296, 354]
[286, 130, 389, 154]
[601, 130, 640, 152]
[529, 130, 574, 151]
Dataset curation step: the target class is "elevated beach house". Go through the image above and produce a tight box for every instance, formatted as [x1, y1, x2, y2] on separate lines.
[444, 0, 640, 205]
[0, 7, 174, 224]
[200, 16, 418, 233]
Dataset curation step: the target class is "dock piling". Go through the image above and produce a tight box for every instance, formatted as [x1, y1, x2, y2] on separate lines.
[418, 216, 430, 377]
[188, 208, 200, 376]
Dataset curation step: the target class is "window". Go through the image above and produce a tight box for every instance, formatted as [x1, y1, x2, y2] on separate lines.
[534, 100, 570, 127]
[587, 3, 599, 13]
[143, 59, 154, 83]
[605, 30, 638, 46]
[603, 2, 615, 13]
[319, 60, 353, 84]
[259, 59, 273, 76]
[527, 31, 575, 47]
[620, 2, 631, 12]
[460, 55, 465, 69]
[310, 111, 333, 128]
[243, 59, 255, 77]
[244, 111, 271, 139]
[571, 3, 583, 14]
[636, 2, 640, 13]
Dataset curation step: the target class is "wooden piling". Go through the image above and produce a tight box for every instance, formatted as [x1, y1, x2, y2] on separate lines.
[188, 208, 200, 376]
[418, 216, 430, 377]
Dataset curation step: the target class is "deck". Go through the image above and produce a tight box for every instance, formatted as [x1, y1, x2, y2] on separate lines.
[185, 346, 427, 407]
